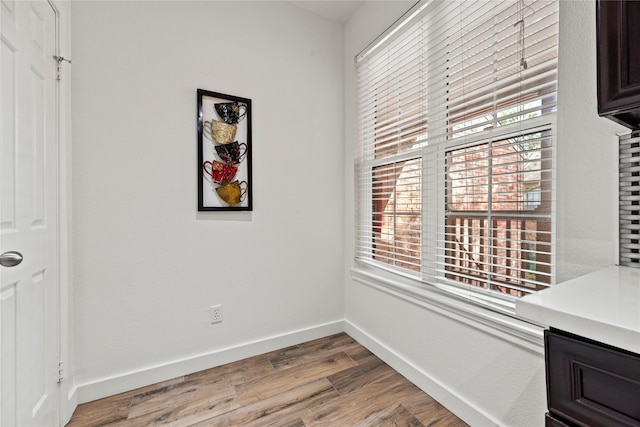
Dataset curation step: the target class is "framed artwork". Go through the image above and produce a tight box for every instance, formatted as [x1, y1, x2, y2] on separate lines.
[197, 89, 252, 211]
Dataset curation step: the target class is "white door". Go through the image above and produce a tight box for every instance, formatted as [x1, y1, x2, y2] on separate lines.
[1, 0, 60, 426]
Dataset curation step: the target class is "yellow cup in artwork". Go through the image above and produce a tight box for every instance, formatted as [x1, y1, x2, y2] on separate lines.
[215, 180, 248, 206]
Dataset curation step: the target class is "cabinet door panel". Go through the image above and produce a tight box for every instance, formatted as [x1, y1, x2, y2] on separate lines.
[545, 329, 640, 427]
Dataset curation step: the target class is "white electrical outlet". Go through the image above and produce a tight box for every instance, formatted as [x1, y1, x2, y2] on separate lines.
[210, 305, 223, 324]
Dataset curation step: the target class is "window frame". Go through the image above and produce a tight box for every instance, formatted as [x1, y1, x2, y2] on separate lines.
[425, 117, 556, 312]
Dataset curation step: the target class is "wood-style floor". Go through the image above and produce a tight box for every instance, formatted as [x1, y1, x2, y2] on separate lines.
[66, 333, 468, 427]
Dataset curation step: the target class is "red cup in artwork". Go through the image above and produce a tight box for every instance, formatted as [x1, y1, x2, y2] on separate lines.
[202, 160, 238, 184]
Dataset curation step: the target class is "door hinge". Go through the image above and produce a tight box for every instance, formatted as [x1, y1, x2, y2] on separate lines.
[57, 360, 64, 383]
[53, 55, 72, 81]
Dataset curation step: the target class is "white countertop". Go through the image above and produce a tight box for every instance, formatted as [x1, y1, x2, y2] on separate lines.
[516, 265, 640, 354]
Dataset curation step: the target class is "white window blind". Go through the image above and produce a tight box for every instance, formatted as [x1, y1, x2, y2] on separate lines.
[620, 131, 640, 267]
[355, 0, 558, 307]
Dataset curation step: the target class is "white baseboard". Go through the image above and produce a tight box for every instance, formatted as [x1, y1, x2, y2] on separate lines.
[63, 384, 78, 426]
[73, 320, 344, 405]
[344, 320, 499, 427]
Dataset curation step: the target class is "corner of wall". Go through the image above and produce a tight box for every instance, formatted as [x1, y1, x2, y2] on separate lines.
[344, 320, 499, 427]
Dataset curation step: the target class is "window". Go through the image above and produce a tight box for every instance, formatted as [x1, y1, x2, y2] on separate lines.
[443, 131, 552, 296]
[355, 0, 558, 312]
[371, 159, 422, 272]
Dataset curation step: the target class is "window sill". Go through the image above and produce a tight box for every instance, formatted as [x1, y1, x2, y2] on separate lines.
[350, 262, 545, 355]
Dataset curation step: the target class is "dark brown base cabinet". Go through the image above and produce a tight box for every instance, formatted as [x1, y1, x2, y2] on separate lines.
[544, 329, 640, 427]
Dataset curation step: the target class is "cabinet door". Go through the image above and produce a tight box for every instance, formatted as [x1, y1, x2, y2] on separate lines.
[545, 329, 640, 427]
[597, 0, 640, 129]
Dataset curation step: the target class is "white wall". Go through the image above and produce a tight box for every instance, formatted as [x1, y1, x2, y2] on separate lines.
[343, 1, 627, 426]
[554, 0, 626, 282]
[71, 1, 345, 402]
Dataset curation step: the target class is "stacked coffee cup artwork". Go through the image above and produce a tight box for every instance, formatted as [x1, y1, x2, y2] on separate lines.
[202, 102, 249, 206]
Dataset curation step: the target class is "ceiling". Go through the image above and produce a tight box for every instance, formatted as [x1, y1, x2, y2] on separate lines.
[288, 1, 365, 24]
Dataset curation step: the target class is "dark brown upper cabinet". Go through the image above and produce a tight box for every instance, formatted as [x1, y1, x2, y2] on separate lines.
[597, 0, 640, 129]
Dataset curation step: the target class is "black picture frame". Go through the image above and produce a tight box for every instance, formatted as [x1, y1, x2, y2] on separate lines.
[197, 89, 252, 211]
